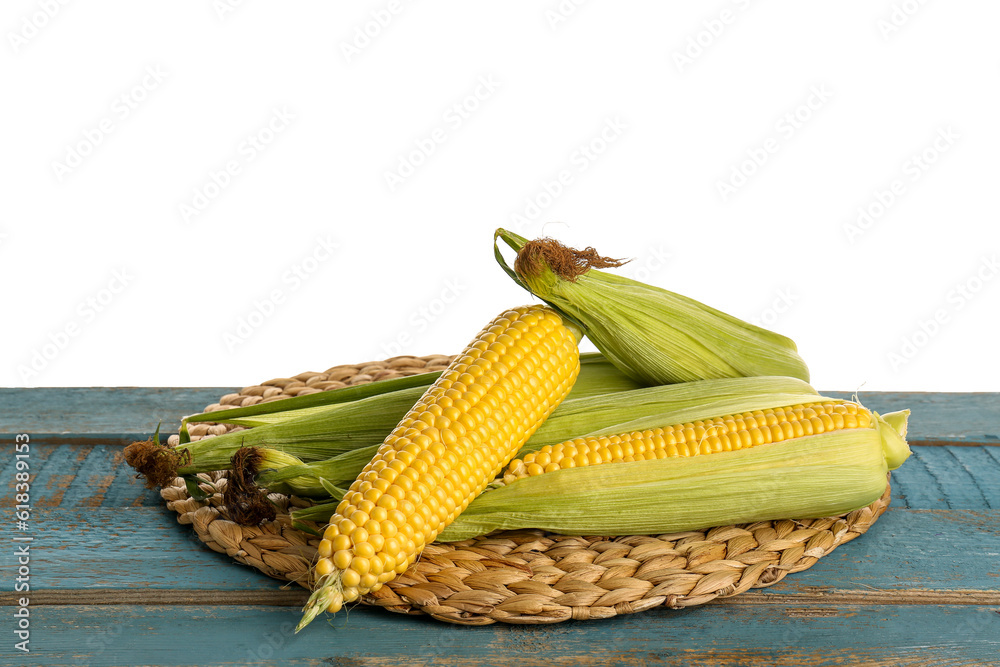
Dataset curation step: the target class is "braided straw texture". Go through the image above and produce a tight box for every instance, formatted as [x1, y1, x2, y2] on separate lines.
[162, 355, 892, 625]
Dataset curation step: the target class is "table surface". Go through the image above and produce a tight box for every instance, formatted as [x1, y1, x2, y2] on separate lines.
[1, 387, 999, 667]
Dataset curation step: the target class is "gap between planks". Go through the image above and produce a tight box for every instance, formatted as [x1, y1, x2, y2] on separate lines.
[3, 588, 999, 607]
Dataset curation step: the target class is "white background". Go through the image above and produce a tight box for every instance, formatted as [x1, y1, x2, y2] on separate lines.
[2, 1, 998, 391]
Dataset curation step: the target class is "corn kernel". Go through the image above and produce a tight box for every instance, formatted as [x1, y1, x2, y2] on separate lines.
[332, 550, 352, 570]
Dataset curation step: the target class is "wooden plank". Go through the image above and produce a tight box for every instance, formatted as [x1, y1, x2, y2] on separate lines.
[3, 388, 999, 446]
[758, 507, 1000, 595]
[0, 442, 162, 508]
[8, 442, 998, 510]
[22, 603, 1000, 666]
[0, 387, 236, 441]
[0, 507, 280, 592]
[890, 446, 1000, 509]
[3, 508, 997, 596]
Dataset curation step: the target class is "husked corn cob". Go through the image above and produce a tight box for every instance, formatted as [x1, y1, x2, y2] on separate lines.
[505, 402, 871, 482]
[297, 304, 581, 631]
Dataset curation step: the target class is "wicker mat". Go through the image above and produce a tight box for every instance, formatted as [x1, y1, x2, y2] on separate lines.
[161, 354, 892, 625]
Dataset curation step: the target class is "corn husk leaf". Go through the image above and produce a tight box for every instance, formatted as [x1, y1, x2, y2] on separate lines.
[877, 410, 911, 469]
[174, 386, 427, 474]
[259, 445, 377, 496]
[183, 370, 440, 426]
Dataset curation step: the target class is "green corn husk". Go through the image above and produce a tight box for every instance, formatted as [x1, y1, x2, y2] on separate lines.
[175, 385, 429, 474]
[176, 371, 441, 445]
[256, 447, 307, 470]
[431, 409, 910, 542]
[170, 353, 639, 476]
[183, 371, 440, 429]
[262, 376, 820, 497]
[494, 228, 810, 385]
[258, 446, 374, 496]
[570, 352, 646, 398]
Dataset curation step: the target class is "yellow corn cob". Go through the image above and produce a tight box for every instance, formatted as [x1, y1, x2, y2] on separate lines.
[504, 401, 872, 482]
[296, 304, 581, 630]
[436, 401, 910, 542]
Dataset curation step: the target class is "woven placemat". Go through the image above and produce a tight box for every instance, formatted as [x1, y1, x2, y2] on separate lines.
[161, 355, 892, 625]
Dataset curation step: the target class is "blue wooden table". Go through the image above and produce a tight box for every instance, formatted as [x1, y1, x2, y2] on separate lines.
[2, 388, 999, 666]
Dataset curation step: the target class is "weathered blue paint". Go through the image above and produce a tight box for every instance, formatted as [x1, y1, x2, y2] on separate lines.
[0, 387, 237, 439]
[890, 445, 1000, 509]
[23, 604, 1000, 666]
[0, 442, 161, 508]
[0, 507, 279, 592]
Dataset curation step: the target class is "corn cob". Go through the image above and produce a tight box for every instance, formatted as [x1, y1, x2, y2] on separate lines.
[296, 304, 581, 630]
[434, 402, 909, 542]
[495, 228, 810, 385]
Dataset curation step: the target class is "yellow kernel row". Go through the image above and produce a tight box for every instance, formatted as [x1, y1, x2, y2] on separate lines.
[504, 401, 871, 482]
